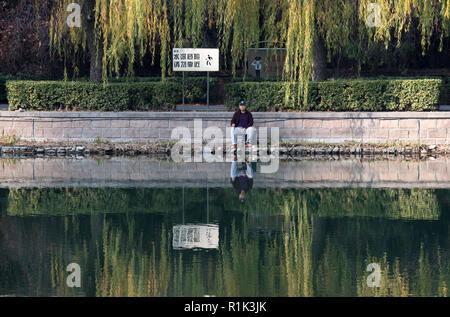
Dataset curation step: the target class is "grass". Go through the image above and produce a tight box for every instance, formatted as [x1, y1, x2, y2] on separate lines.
[93, 137, 110, 145]
[0, 134, 20, 145]
[154, 140, 176, 147]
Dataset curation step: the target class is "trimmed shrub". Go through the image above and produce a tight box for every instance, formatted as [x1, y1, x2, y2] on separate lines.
[110, 76, 218, 104]
[225, 78, 443, 111]
[6, 80, 182, 111]
[168, 76, 219, 104]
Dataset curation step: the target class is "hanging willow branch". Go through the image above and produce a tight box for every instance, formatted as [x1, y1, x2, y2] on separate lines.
[47, 0, 449, 105]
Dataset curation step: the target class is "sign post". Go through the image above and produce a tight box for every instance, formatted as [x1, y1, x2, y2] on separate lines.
[173, 48, 219, 111]
[182, 71, 185, 109]
[206, 71, 210, 109]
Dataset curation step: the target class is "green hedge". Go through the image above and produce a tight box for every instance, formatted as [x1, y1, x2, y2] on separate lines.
[225, 78, 443, 111]
[4, 77, 446, 111]
[110, 76, 218, 104]
[6, 80, 182, 111]
[169, 77, 219, 104]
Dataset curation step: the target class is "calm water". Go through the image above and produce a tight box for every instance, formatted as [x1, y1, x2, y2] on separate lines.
[0, 158, 449, 297]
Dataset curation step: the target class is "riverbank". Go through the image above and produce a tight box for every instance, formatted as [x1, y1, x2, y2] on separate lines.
[0, 139, 448, 158]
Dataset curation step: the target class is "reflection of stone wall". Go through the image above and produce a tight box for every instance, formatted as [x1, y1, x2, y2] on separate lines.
[1, 157, 450, 188]
[3, 111, 450, 145]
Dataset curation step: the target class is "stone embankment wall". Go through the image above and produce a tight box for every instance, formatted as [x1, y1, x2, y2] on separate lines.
[2, 111, 450, 145]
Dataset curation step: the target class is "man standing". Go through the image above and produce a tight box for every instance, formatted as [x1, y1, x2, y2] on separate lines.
[251, 56, 262, 79]
[230, 100, 255, 149]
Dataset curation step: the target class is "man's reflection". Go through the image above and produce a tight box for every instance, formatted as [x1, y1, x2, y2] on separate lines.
[230, 158, 256, 204]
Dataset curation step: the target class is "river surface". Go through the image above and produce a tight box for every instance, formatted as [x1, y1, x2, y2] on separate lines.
[0, 157, 449, 296]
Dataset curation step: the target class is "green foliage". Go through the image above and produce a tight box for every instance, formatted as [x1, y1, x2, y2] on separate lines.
[82, 75, 220, 105]
[305, 188, 440, 220]
[225, 78, 443, 111]
[6, 188, 182, 216]
[111, 76, 218, 104]
[42, 0, 450, 106]
[168, 77, 219, 104]
[6, 80, 181, 111]
[0, 134, 21, 145]
[228, 188, 441, 220]
[7, 187, 441, 221]
[93, 137, 110, 145]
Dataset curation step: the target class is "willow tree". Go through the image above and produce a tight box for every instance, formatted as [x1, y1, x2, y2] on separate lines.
[215, 0, 449, 104]
[276, 0, 450, 104]
[49, 0, 172, 81]
[48, 0, 449, 103]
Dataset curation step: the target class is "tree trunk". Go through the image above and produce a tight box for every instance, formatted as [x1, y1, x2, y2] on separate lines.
[312, 37, 327, 82]
[84, 2, 103, 82]
[89, 41, 103, 82]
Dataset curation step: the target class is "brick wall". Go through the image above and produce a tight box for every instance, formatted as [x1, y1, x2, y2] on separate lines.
[2, 111, 450, 144]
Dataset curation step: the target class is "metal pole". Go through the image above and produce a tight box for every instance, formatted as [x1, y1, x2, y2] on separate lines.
[206, 71, 210, 111]
[206, 184, 209, 224]
[243, 41, 247, 81]
[182, 186, 185, 224]
[182, 71, 185, 110]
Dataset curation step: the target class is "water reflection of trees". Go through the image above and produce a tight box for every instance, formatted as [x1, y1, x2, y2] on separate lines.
[1, 187, 448, 296]
[7, 188, 441, 220]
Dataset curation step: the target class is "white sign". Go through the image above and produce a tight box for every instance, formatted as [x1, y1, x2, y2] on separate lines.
[173, 48, 219, 72]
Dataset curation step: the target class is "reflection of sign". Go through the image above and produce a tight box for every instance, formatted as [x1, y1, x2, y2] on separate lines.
[173, 48, 219, 72]
[173, 224, 219, 250]
[247, 48, 286, 78]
